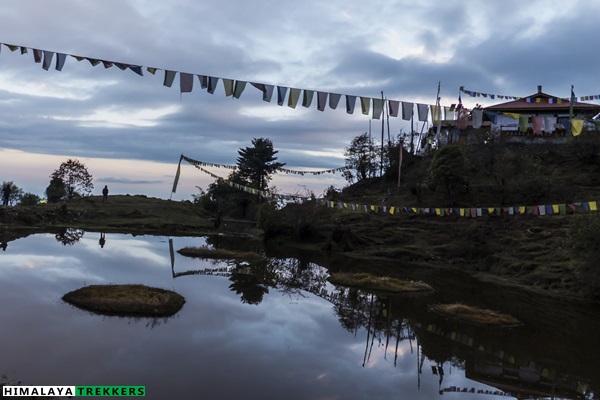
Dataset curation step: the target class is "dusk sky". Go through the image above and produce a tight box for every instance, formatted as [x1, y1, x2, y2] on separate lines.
[1, 0, 599, 200]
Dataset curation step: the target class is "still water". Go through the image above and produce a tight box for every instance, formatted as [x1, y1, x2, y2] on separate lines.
[0, 231, 598, 399]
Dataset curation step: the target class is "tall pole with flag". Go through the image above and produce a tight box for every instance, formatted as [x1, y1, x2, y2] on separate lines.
[569, 85, 575, 135]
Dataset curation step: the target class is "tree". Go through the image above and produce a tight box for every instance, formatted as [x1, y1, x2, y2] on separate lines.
[426, 145, 469, 206]
[49, 159, 94, 199]
[342, 133, 380, 183]
[1, 181, 24, 206]
[45, 177, 67, 203]
[19, 192, 41, 206]
[236, 138, 285, 191]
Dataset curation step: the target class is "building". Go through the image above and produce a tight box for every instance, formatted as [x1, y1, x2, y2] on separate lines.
[483, 85, 600, 137]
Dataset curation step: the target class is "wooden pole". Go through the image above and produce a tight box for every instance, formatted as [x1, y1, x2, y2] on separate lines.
[397, 139, 403, 188]
[380, 91, 384, 177]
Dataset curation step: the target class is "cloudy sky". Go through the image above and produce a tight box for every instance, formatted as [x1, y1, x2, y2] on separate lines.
[1, 0, 599, 199]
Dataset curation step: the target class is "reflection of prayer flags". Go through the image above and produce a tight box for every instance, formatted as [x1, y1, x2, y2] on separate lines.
[233, 81, 247, 99]
[180, 72, 194, 93]
[288, 88, 301, 108]
[372, 98, 384, 119]
[360, 97, 370, 115]
[346, 95, 356, 114]
[163, 70, 176, 87]
[329, 93, 341, 109]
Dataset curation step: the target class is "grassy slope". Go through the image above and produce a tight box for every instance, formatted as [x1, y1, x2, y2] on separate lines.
[277, 143, 600, 302]
[0, 194, 213, 239]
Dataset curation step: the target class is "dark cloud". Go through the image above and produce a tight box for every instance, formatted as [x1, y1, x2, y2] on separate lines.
[2, 0, 600, 197]
[98, 177, 164, 184]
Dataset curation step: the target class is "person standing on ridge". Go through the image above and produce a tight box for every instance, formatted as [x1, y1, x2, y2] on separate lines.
[102, 185, 109, 202]
[2, 183, 11, 206]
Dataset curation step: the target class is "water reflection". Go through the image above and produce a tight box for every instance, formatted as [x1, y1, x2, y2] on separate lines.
[174, 247, 599, 400]
[54, 227, 84, 246]
[0, 232, 597, 399]
[99, 232, 106, 249]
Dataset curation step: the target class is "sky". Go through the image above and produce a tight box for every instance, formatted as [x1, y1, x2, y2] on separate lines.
[1, 0, 600, 200]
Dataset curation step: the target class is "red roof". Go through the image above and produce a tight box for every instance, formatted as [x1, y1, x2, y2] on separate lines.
[484, 86, 600, 113]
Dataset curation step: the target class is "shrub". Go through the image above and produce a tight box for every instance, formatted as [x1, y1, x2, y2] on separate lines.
[19, 192, 40, 206]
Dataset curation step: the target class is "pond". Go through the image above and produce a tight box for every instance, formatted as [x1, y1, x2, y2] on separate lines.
[0, 231, 598, 399]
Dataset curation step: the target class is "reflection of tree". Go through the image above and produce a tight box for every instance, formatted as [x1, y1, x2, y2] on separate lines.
[228, 272, 269, 305]
[55, 228, 84, 246]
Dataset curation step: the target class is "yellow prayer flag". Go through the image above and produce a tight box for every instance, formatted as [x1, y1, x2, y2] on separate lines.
[460, 208, 465, 217]
[488, 208, 495, 214]
[519, 206, 526, 214]
[502, 112, 521, 119]
[552, 204, 559, 214]
[412, 207, 417, 213]
[370, 205, 375, 211]
[435, 208, 442, 216]
[390, 207, 395, 215]
[590, 201, 597, 211]
[572, 119, 584, 136]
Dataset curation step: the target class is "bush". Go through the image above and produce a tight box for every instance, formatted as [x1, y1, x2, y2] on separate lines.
[19, 193, 40, 206]
[256, 201, 284, 240]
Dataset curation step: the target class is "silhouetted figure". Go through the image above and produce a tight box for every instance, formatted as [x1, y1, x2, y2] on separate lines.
[1, 242, 7, 251]
[214, 210, 223, 228]
[99, 233, 106, 248]
[2, 183, 11, 206]
[102, 185, 109, 202]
